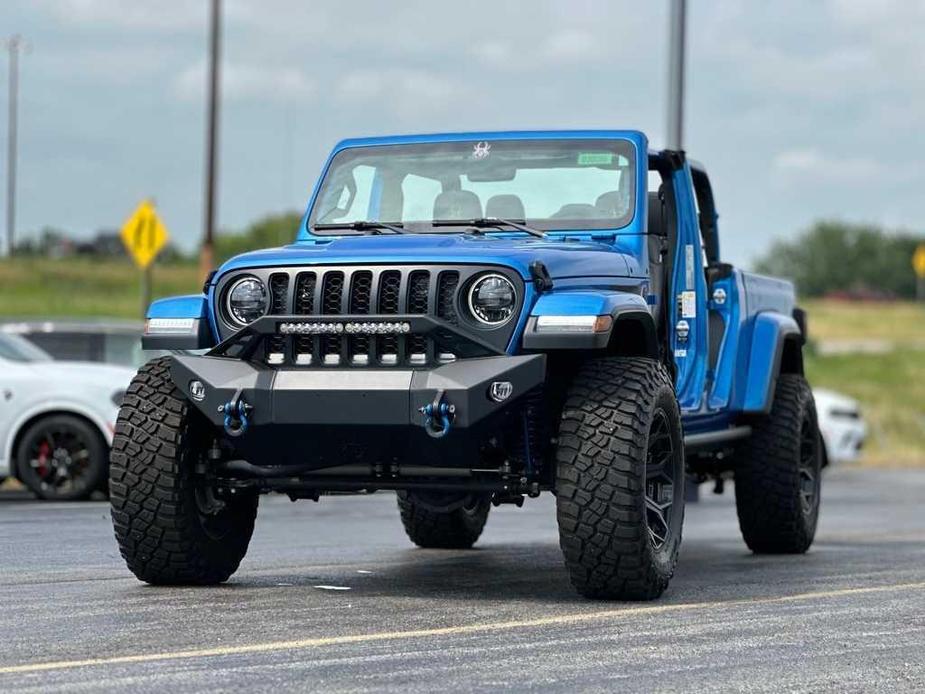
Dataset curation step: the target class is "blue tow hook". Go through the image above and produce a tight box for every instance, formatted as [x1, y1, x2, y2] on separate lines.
[221, 389, 252, 437]
[419, 391, 455, 439]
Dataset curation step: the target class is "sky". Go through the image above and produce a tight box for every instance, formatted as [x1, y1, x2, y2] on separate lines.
[3, 0, 924, 267]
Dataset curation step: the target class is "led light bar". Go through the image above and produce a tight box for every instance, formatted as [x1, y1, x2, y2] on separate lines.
[534, 315, 613, 333]
[279, 321, 412, 336]
[145, 318, 197, 335]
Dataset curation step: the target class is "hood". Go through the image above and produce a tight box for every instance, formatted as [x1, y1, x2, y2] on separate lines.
[27, 361, 136, 389]
[218, 234, 642, 281]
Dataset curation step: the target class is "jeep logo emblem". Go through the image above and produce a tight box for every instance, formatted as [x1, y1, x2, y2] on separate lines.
[489, 381, 513, 403]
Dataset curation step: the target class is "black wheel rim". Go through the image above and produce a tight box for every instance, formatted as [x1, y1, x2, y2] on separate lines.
[27, 425, 93, 495]
[798, 413, 820, 516]
[645, 408, 676, 551]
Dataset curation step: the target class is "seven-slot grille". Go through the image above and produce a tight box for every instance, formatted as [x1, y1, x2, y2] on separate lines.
[262, 267, 464, 367]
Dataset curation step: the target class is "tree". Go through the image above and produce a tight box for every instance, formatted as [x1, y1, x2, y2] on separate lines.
[753, 221, 924, 299]
[215, 212, 303, 263]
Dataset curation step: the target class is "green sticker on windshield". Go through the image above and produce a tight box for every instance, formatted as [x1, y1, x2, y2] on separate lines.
[577, 152, 614, 166]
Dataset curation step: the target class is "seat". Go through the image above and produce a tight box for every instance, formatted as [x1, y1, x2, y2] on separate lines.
[647, 191, 667, 238]
[594, 190, 627, 219]
[433, 190, 482, 220]
[485, 194, 525, 220]
[551, 203, 599, 219]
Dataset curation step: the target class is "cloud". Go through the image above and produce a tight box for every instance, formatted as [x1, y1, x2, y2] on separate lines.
[772, 148, 882, 185]
[471, 29, 599, 70]
[36, 0, 210, 30]
[174, 61, 315, 104]
[334, 68, 458, 117]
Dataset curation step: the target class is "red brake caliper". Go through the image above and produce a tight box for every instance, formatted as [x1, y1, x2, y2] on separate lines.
[36, 441, 50, 478]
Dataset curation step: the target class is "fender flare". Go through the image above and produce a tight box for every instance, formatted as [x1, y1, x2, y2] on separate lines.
[143, 294, 214, 351]
[741, 312, 803, 413]
[522, 290, 658, 357]
[2, 400, 114, 477]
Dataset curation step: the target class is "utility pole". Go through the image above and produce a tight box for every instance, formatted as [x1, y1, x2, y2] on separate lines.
[666, 0, 686, 151]
[199, 0, 221, 280]
[667, 0, 698, 502]
[5, 35, 24, 258]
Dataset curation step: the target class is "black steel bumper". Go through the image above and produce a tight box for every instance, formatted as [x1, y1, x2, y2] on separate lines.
[169, 353, 546, 432]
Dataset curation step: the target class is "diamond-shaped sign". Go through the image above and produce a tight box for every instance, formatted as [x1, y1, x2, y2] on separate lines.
[913, 244, 925, 279]
[120, 200, 170, 269]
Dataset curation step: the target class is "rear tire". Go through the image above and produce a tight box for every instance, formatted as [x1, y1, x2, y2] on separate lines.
[109, 357, 258, 585]
[735, 374, 821, 554]
[556, 357, 685, 600]
[397, 492, 491, 549]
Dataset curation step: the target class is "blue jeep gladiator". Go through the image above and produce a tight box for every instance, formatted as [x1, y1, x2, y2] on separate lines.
[111, 131, 820, 600]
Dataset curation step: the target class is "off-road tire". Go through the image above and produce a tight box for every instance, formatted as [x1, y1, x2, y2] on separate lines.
[556, 357, 685, 600]
[397, 492, 491, 549]
[109, 357, 258, 584]
[15, 414, 108, 501]
[735, 374, 821, 554]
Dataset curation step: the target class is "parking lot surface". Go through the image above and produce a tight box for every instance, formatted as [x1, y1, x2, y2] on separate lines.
[1, 466, 924, 692]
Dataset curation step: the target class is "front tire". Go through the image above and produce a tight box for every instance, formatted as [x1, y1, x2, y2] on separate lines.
[109, 357, 258, 585]
[734, 374, 821, 553]
[397, 492, 491, 549]
[556, 357, 685, 600]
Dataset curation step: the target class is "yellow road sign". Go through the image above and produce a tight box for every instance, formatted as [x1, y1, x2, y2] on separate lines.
[120, 200, 170, 269]
[914, 244, 925, 279]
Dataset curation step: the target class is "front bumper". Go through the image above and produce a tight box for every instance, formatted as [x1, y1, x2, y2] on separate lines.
[169, 353, 545, 432]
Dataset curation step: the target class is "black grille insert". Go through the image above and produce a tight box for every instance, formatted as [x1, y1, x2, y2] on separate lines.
[215, 265, 521, 367]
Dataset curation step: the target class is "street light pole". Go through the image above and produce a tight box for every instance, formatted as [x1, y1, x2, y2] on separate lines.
[199, 0, 221, 280]
[666, 0, 686, 151]
[5, 35, 23, 258]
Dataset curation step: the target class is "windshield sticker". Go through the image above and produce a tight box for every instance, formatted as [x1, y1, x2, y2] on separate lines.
[577, 152, 614, 166]
[472, 142, 491, 160]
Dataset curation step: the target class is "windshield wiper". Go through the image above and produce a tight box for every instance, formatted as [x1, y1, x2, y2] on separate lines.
[432, 217, 547, 239]
[313, 221, 407, 235]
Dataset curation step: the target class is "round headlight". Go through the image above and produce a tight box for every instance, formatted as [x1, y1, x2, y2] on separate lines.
[226, 276, 268, 326]
[467, 274, 516, 326]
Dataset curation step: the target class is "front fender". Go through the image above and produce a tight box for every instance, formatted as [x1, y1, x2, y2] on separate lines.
[741, 312, 802, 413]
[143, 294, 215, 350]
[521, 290, 656, 355]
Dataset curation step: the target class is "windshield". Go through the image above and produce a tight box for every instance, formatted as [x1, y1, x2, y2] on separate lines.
[0, 333, 53, 363]
[308, 139, 636, 234]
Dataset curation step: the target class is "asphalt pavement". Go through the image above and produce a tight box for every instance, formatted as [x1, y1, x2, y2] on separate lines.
[1, 466, 924, 693]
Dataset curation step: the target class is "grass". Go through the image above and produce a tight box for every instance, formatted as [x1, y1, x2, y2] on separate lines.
[802, 299, 925, 346]
[801, 300, 925, 467]
[806, 349, 925, 467]
[0, 257, 200, 320]
[0, 258, 922, 466]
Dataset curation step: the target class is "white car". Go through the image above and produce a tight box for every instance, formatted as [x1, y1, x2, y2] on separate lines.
[814, 388, 867, 465]
[0, 333, 136, 500]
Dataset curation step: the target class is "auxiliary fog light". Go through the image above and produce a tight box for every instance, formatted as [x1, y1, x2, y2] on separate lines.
[534, 315, 613, 333]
